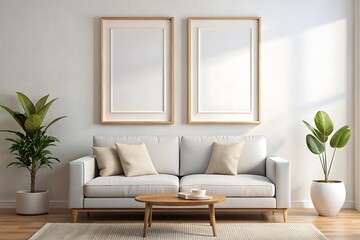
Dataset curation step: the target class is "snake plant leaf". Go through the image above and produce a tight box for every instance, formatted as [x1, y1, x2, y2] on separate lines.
[306, 134, 325, 154]
[37, 98, 57, 122]
[330, 125, 351, 148]
[314, 111, 334, 136]
[0, 105, 15, 116]
[14, 112, 27, 128]
[303, 120, 327, 143]
[24, 114, 42, 134]
[0, 105, 27, 131]
[17, 92, 36, 117]
[35, 95, 49, 113]
[44, 116, 66, 132]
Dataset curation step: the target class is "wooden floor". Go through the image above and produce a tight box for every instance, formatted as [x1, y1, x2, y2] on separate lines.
[1, 208, 360, 239]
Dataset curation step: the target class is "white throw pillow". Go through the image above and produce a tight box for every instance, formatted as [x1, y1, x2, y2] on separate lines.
[92, 147, 124, 176]
[205, 142, 244, 175]
[115, 143, 158, 177]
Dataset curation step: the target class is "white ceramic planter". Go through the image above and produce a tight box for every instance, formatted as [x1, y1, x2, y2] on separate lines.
[16, 190, 49, 215]
[310, 180, 345, 217]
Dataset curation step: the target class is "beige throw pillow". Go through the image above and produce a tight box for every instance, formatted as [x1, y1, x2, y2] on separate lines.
[115, 143, 158, 177]
[205, 142, 244, 175]
[92, 147, 124, 176]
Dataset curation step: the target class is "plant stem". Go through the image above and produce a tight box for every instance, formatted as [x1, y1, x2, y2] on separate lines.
[321, 153, 327, 182]
[327, 148, 337, 180]
[319, 154, 325, 174]
[31, 158, 36, 193]
[323, 142, 328, 182]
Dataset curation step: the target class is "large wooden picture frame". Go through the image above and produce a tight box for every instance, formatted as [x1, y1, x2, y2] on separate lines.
[188, 17, 261, 124]
[101, 17, 174, 124]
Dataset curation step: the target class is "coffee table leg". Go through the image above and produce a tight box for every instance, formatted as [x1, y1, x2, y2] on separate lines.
[208, 204, 217, 236]
[143, 203, 151, 237]
[149, 205, 153, 227]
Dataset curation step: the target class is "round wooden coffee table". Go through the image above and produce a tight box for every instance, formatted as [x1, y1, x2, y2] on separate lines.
[135, 194, 226, 237]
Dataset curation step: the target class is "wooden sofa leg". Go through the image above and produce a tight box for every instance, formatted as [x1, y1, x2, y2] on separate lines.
[72, 209, 79, 223]
[283, 209, 288, 222]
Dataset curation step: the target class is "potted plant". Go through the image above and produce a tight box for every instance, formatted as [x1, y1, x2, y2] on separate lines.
[0, 92, 65, 215]
[303, 110, 351, 216]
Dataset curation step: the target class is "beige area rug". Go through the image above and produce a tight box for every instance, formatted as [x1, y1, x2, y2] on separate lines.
[29, 223, 328, 240]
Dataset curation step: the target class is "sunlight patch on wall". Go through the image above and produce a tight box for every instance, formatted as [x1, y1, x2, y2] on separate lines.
[301, 19, 347, 106]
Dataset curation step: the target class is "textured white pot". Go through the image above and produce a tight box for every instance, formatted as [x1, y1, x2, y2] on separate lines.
[310, 180, 346, 217]
[16, 190, 49, 215]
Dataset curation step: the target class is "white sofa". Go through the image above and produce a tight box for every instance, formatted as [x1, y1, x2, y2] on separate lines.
[68, 136, 291, 222]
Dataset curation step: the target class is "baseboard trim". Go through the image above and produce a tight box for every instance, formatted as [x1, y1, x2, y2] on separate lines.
[49, 200, 68, 208]
[0, 201, 16, 208]
[0, 200, 356, 209]
[291, 200, 355, 209]
[356, 202, 360, 211]
[0, 200, 68, 209]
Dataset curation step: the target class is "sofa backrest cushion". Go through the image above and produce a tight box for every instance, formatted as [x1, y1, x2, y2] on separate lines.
[180, 136, 267, 176]
[93, 136, 179, 175]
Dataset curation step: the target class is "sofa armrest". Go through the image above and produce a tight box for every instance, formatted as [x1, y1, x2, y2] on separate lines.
[68, 156, 97, 209]
[266, 156, 291, 208]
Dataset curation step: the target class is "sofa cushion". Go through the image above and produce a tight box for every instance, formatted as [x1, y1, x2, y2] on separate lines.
[180, 174, 275, 197]
[180, 136, 267, 176]
[92, 147, 123, 176]
[205, 142, 243, 175]
[115, 143, 158, 177]
[93, 136, 180, 175]
[84, 174, 179, 198]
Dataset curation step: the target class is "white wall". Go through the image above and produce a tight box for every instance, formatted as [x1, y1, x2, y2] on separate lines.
[0, 0, 354, 208]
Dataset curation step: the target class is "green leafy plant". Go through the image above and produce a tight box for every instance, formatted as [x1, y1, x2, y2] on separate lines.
[303, 111, 351, 182]
[1, 92, 65, 192]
